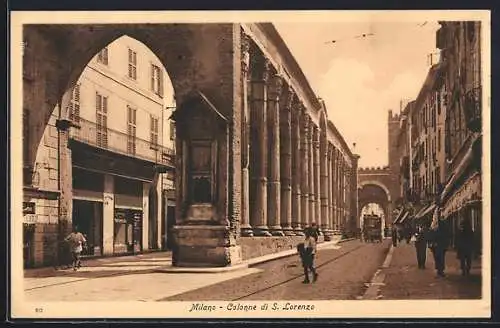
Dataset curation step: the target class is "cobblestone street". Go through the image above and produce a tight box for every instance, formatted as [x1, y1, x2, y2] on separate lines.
[23, 240, 391, 302]
[379, 241, 482, 300]
[162, 240, 391, 301]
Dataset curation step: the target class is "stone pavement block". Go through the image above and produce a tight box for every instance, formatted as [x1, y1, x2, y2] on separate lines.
[380, 243, 482, 300]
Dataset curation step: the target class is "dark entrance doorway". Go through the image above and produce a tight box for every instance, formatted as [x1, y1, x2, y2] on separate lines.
[73, 199, 103, 257]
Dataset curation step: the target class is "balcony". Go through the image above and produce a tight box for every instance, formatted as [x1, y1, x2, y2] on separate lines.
[464, 85, 482, 133]
[70, 118, 175, 168]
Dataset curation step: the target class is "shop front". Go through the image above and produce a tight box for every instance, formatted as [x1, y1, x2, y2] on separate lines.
[441, 171, 482, 254]
[114, 176, 144, 255]
[113, 208, 143, 254]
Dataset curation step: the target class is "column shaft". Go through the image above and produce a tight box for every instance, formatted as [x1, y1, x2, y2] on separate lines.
[280, 85, 294, 236]
[327, 146, 333, 233]
[300, 112, 310, 233]
[267, 74, 283, 236]
[308, 125, 315, 227]
[291, 101, 302, 234]
[313, 127, 321, 230]
[240, 32, 253, 236]
[320, 138, 329, 234]
[250, 57, 271, 236]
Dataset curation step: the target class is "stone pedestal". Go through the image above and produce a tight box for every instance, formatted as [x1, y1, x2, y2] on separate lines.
[172, 203, 242, 267]
[172, 225, 242, 267]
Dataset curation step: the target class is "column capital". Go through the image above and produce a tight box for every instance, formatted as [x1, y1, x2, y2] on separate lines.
[241, 31, 251, 74]
[250, 54, 272, 82]
[268, 74, 283, 100]
[312, 125, 320, 144]
[281, 84, 295, 112]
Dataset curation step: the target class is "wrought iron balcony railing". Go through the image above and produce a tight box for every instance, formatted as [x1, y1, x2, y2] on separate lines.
[464, 85, 482, 133]
[70, 117, 175, 167]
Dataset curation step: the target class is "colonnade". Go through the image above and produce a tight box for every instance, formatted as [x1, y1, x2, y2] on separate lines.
[239, 30, 356, 237]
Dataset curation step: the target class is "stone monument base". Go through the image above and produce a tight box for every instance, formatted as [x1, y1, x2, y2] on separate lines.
[172, 225, 242, 267]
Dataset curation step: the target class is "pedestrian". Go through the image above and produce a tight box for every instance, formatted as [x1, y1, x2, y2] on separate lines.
[456, 218, 474, 276]
[414, 225, 427, 269]
[391, 226, 398, 247]
[309, 222, 320, 242]
[64, 226, 87, 271]
[298, 228, 318, 284]
[428, 209, 449, 278]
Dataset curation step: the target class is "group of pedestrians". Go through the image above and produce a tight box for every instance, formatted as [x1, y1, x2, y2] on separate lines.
[396, 210, 476, 278]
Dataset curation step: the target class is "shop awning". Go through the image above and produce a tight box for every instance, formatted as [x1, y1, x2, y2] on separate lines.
[415, 203, 436, 220]
[393, 209, 408, 225]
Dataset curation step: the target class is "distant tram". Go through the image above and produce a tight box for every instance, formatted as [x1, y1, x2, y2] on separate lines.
[363, 214, 383, 243]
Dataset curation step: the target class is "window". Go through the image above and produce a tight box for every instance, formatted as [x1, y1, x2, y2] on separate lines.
[170, 121, 176, 140]
[128, 49, 137, 80]
[150, 116, 159, 148]
[127, 106, 137, 155]
[96, 93, 108, 148]
[97, 47, 108, 65]
[68, 84, 81, 123]
[151, 64, 164, 97]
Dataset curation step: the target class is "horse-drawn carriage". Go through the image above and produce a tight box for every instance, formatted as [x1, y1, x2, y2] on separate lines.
[363, 214, 383, 243]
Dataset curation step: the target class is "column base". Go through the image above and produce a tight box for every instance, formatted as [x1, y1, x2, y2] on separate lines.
[270, 227, 285, 237]
[293, 227, 305, 236]
[253, 227, 272, 237]
[240, 226, 253, 237]
[282, 226, 295, 236]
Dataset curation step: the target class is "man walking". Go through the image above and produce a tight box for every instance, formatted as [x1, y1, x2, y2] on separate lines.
[457, 218, 474, 276]
[65, 226, 87, 271]
[414, 225, 427, 269]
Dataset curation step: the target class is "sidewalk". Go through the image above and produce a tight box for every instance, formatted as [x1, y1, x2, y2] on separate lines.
[379, 242, 482, 299]
[24, 250, 173, 278]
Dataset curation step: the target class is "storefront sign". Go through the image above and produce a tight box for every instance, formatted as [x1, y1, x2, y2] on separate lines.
[23, 202, 36, 214]
[442, 172, 481, 218]
[23, 214, 37, 224]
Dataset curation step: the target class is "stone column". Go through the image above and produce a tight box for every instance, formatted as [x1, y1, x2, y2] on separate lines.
[334, 150, 339, 230]
[320, 137, 329, 235]
[142, 182, 150, 251]
[267, 74, 283, 236]
[280, 84, 294, 236]
[300, 111, 310, 232]
[240, 32, 253, 237]
[102, 174, 114, 255]
[327, 145, 333, 233]
[55, 117, 73, 265]
[291, 100, 302, 235]
[313, 126, 321, 231]
[250, 56, 272, 237]
[308, 124, 315, 228]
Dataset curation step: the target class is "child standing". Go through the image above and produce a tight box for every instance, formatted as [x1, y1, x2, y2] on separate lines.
[298, 229, 318, 284]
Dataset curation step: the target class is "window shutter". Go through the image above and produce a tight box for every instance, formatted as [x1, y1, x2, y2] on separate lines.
[103, 96, 108, 114]
[96, 93, 101, 112]
[159, 69, 164, 97]
[151, 64, 155, 91]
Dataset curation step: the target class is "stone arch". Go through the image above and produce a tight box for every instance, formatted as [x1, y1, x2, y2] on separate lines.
[358, 181, 392, 228]
[24, 24, 237, 169]
[359, 180, 391, 202]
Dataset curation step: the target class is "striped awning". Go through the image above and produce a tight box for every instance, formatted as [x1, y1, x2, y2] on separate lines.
[415, 203, 436, 220]
[393, 209, 409, 225]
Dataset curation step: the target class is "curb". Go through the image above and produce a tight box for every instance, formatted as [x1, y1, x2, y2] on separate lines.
[156, 238, 352, 273]
[361, 244, 394, 300]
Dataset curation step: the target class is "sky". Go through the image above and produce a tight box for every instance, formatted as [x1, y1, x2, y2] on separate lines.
[274, 21, 440, 168]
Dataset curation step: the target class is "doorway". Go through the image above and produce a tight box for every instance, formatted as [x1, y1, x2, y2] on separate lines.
[73, 199, 103, 257]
